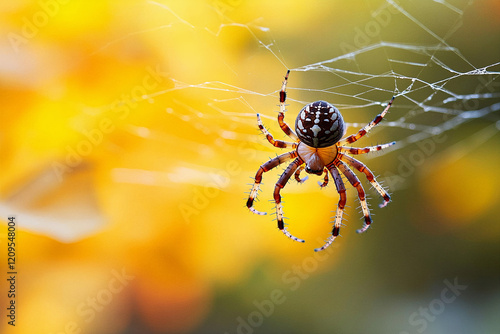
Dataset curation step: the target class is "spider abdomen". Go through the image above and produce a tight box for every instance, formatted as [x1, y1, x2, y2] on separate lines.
[295, 101, 346, 148]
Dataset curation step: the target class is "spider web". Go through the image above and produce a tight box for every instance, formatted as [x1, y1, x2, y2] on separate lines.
[20, 0, 496, 243]
[112, 0, 500, 194]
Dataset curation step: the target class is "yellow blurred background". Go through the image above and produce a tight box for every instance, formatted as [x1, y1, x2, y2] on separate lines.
[1, 0, 499, 333]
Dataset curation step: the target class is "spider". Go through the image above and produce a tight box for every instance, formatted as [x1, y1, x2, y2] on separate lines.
[246, 70, 395, 252]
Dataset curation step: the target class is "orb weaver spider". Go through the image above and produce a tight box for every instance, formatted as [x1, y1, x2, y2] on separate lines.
[246, 70, 395, 252]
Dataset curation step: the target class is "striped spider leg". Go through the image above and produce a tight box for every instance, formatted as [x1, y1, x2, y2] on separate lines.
[246, 150, 306, 243]
[247, 71, 305, 242]
[314, 164, 346, 252]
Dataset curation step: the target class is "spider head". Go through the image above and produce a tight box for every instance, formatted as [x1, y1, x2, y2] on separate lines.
[305, 164, 323, 176]
[295, 101, 346, 148]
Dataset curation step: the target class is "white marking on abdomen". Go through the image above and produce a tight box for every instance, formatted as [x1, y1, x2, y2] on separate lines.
[330, 122, 338, 131]
[311, 124, 321, 137]
[298, 119, 304, 130]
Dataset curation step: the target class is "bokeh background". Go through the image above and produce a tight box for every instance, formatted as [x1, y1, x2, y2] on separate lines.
[1, 0, 499, 333]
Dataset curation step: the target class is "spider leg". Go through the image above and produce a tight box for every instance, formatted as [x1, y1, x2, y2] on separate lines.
[294, 165, 309, 183]
[340, 154, 391, 208]
[318, 168, 329, 188]
[278, 113, 299, 141]
[257, 113, 297, 148]
[278, 70, 299, 141]
[315, 164, 346, 252]
[336, 160, 373, 234]
[273, 157, 305, 243]
[339, 96, 395, 145]
[246, 151, 297, 215]
[338, 141, 395, 155]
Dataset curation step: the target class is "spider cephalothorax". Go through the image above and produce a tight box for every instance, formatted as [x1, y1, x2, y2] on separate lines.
[246, 70, 395, 252]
